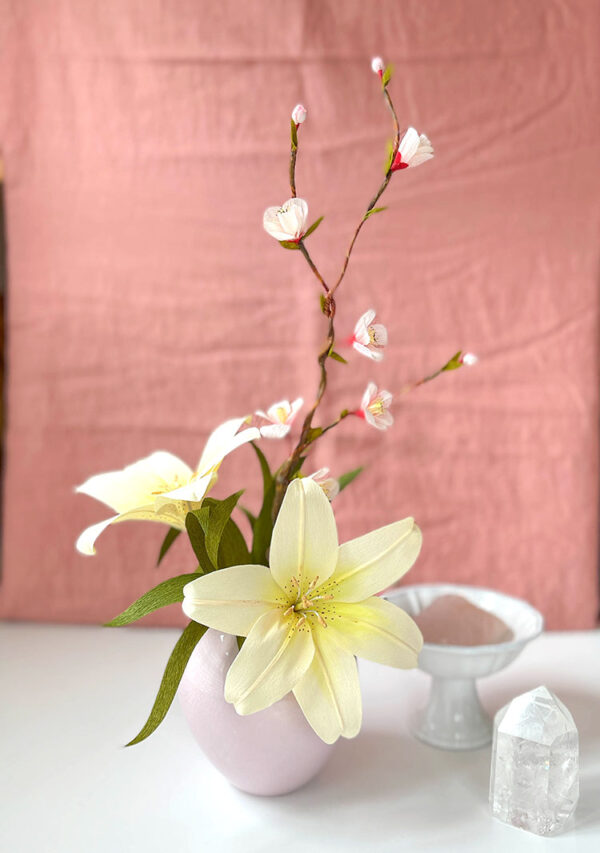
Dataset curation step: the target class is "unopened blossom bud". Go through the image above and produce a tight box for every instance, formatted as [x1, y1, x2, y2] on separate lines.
[460, 352, 478, 366]
[291, 104, 307, 126]
[371, 57, 385, 76]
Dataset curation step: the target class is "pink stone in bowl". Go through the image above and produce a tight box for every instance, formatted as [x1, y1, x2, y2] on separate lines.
[414, 594, 513, 646]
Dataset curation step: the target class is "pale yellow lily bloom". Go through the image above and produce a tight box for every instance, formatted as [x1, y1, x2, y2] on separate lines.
[76, 418, 260, 555]
[182, 478, 423, 744]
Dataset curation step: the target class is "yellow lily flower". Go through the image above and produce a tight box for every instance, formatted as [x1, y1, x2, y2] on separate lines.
[76, 418, 260, 555]
[182, 478, 423, 744]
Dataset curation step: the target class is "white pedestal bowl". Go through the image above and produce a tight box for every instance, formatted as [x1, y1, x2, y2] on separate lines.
[385, 584, 544, 750]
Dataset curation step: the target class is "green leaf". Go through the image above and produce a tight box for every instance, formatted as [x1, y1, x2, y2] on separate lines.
[249, 442, 275, 565]
[157, 527, 181, 566]
[338, 466, 364, 492]
[126, 620, 206, 746]
[319, 293, 328, 314]
[304, 427, 323, 443]
[329, 350, 348, 364]
[363, 206, 387, 221]
[240, 505, 257, 530]
[279, 239, 301, 250]
[385, 139, 396, 173]
[382, 64, 394, 88]
[218, 517, 252, 568]
[105, 573, 201, 627]
[442, 351, 464, 371]
[185, 511, 215, 573]
[290, 118, 298, 148]
[201, 491, 244, 568]
[303, 216, 324, 239]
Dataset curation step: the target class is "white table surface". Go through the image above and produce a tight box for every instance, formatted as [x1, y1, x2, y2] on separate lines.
[1, 622, 599, 853]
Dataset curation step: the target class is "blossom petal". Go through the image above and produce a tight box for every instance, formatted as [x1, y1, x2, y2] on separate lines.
[182, 565, 284, 636]
[353, 341, 383, 361]
[325, 596, 423, 668]
[287, 397, 304, 421]
[197, 418, 260, 473]
[263, 207, 293, 241]
[278, 198, 308, 238]
[410, 151, 434, 168]
[293, 627, 361, 743]
[323, 519, 422, 602]
[225, 609, 314, 714]
[361, 381, 377, 410]
[259, 423, 291, 439]
[399, 127, 420, 163]
[76, 451, 193, 513]
[370, 323, 388, 346]
[269, 478, 338, 595]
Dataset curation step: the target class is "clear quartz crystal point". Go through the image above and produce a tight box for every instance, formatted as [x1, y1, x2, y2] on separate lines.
[489, 686, 579, 836]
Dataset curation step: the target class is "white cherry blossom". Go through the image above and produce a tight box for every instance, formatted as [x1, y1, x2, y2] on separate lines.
[359, 382, 394, 431]
[306, 468, 340, 501]
[263, 198, 308, 242]
[351, 309, 388, 361]
[255, 398, 303, 438]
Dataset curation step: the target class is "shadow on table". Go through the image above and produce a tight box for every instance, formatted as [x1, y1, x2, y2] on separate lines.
[253, 728, 493, 839]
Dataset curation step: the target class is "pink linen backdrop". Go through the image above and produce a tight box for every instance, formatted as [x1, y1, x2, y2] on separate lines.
[0, 0, 598, 629]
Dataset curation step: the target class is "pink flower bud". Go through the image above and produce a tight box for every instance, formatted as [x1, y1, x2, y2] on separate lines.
[460, 352, 478, 366]
[371, 57, 385, 76]
[291, 104, 307, 126]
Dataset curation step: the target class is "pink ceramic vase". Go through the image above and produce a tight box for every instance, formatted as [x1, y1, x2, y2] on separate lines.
[178, 628, 334, 796]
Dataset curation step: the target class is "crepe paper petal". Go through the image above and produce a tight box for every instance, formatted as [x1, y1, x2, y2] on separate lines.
[269, 478, 338, 596]
[224, 609, 314, 714]
[293, 627, 361, 743]
[182, 564, 284, 637]
[324, 519, 422, 603]
[326, 596, 423, 668]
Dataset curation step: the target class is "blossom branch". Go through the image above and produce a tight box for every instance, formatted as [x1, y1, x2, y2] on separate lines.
[272, 307, 338, 519]
[298, 241, 330, 295]
[399, 352, 478, 395]
[289, 105, 306, 199]
[329, 86, 401, 300]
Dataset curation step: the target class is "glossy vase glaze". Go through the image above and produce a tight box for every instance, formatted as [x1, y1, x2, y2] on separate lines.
[178, 628, 333, 796]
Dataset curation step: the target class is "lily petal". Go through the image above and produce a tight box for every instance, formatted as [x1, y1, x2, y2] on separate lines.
[182, 565, 284, 636]
[75, 504, 187, 555]
[325, 596, 423, 668]
[293, 627, 361, 743]
[76, 451, 193, 513]
[269, 478, 338, 595]
[225, 609, 315, 714]
[197, 418, 260, 473]
[323, 519, 422, 602]
[160, 471, 215, 502]
[76, 515, 120, 555]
